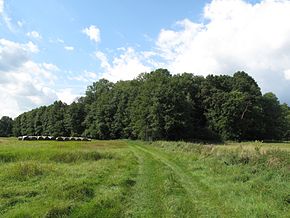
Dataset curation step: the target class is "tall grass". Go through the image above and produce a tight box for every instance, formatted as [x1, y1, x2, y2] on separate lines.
[0, 138, 289, 217]
[151, 140, 290, 216]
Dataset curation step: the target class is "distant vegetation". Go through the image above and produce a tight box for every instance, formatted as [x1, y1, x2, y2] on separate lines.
[0, 116, 13, 137]
[1, 69, 290, 141]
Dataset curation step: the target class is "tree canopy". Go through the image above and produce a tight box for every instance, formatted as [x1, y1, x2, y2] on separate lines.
[4, 69, 290, 141]
[0, 116, 13, 137]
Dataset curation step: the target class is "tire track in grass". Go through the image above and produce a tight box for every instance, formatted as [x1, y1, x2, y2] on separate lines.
[127, 142, 201, 217]
[129, 141, 233, 217]
[126, 145, 167, 217]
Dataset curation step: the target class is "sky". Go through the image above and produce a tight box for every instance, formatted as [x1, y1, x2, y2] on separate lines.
[1, 0, 290, 118]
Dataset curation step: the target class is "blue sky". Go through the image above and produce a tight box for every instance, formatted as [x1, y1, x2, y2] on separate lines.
[3, 2, 202, 58]
[0, 0, 290, 117]
[2, 0, 210, 72]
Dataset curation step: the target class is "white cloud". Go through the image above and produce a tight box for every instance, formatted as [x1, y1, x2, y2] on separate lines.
[57, 38, 64, 44]
[95, 0, 290, 104]
[95, 51, 111, 69]
[56, 88, 79, 104]
[26, 31, 42, 40]
[69, 70, 98, 83]
[96, 48, 152, 82]
[42, 63, 59, 72]
[284, 69, 290, 80]
[85, 71, 98, 80]
[64, 46, 74, 51]
[3, 13, 13, 31]
[26, 41, 39, 53]
[0, 0, 16, 32]
[0, 0, 3, 15]
[154, 0, 290, 103]
[0, 38, 59, 118]
[0, 39, 39, 71]
[49, 38, 75, 51]
[48, 38, 64, 44]
[82, 25, 101, 44]
[17, 20, 24, 27]
[49, 38, 74, 52]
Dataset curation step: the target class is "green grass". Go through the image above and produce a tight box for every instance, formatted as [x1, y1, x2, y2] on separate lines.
[0, 138, 289, 217]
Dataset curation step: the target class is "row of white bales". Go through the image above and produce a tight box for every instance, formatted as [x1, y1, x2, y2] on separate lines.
[18, 135, 92, 141]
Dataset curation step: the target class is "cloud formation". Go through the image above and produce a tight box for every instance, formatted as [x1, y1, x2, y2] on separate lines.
[0, 39, 59, 117]
[96, 48, 152, 82]
[2, 0, 290, 118]
[56, 88, 79, 105]
[96, 0, 290, 104]
[26, 31, 42, 40]
[69, 70, 98, 83]
[159, 0, 290, 102]
[82, 25, 101, 44]
[0, 0, 13, 31]
[0, 0, 3, 15]
[64, 46, 74, 51]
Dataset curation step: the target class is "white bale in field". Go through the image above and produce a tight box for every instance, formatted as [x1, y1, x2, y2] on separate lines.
[69, 137, 75, 141]
[62, 137, 69, 141]
[17, 135, 92, 141]
[26, 136, 32, 140]
[36, 136, 44, 140]
[42, 136, 49, 140]
[28, 136, 37, 140]
[48, 136, 55, 140]
[22, 136, 29, 140]
[56, 137, 63, 141]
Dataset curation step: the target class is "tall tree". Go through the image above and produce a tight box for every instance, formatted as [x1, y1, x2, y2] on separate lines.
[64, 102, 86, 136]
[47, 101, 68, 137]
[201, 72, 263, 140]
[0, 116, 13, 137]
[11, 69, 289, 142]
[280, 103, 290, 140]
[261, 93, 284, 140]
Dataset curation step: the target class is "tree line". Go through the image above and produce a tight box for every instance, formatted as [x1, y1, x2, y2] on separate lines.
[1, 69, 290, 141]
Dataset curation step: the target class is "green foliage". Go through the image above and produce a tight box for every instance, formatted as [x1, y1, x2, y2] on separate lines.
[0, 116, 13, 137]
[260, 93, 285, 140]
[201, 72, 264, 141]
[281, 103, 290, 140]
[10, 69, 290, 141]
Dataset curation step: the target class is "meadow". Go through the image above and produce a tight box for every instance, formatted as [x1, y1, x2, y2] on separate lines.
[0, 138, 289, 217]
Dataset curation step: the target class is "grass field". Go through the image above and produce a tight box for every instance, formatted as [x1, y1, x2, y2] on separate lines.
[0, 138, 289, 217]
